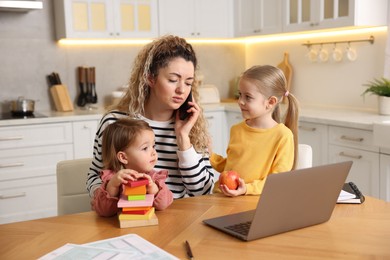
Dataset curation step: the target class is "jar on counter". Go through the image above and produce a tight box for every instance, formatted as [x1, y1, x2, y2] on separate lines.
[111, 91, 125, 106]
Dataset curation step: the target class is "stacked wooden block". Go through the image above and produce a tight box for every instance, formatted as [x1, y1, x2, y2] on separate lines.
[117, 179, 158, 228]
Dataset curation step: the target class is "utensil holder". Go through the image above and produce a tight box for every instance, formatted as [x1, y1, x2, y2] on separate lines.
[50, 84, 74, 112]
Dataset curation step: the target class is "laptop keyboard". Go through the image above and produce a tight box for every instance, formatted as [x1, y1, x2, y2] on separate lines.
[225, 221, 252, 235]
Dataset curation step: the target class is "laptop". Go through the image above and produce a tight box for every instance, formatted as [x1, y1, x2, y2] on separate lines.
[203, 161, 353, 241]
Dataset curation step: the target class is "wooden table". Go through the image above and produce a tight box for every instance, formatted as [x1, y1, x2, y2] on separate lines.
[1, 194, 390, 259]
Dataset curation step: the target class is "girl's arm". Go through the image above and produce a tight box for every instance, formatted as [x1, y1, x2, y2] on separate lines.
[210, 153, 227, 173]
[149, 170, 173, 210]
[92, 185, 119, 217]
[92, 170, 119, 217]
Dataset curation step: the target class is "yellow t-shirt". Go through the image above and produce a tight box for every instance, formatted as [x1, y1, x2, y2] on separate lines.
[211, 121, 294, 195]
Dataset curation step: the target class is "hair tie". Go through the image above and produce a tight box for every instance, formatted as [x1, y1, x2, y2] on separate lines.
[284, 91, 289, 97]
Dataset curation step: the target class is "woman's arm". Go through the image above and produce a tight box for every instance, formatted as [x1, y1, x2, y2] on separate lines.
[173, 101, 215, 196]
[177, 147, 215, 196]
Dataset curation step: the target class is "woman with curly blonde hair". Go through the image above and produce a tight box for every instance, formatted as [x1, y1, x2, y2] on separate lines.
[87, 35, 214, 200]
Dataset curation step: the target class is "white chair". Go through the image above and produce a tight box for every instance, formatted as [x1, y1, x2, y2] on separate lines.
[56, 158, 92, 215]
[297, 144, 313, 169]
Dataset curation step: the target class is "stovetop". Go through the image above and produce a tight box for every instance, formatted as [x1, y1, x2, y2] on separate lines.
[0, 112, 48, 120]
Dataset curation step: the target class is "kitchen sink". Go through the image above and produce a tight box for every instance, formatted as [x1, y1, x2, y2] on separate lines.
[373, 121, 390, 148]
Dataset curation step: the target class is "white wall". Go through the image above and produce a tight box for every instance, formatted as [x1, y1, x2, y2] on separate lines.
[245, 30, 387, 112]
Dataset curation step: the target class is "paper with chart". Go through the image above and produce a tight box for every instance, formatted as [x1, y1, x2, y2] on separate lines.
[39, 234, 178, 260]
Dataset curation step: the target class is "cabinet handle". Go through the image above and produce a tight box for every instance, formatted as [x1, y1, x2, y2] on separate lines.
[339, 152, 362, 160]
[0, 136, 24, 141]
[340, 135, 364, 142]
[0, 162, 24, 168]
[253, 29, 261, 33]
[299, 126, 316, 132]
[205, 116, 215, 120]
[0, 192, 26, 199]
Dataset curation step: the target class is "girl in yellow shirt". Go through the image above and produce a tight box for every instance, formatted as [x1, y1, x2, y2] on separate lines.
[211, 65, 299, 196]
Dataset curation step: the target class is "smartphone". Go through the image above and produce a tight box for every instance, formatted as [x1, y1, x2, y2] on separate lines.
[178, 91, 193, 120]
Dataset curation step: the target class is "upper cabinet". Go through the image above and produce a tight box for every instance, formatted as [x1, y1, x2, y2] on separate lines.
[54, 0, 158, 39]
[235, 0, 388, 37]
[283, 0, 388, 33]
[54, 0, 387, 39]
[235, 0, 282, 37]
[158, 0, 233, 38]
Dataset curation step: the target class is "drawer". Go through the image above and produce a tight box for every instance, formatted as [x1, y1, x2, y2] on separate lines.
[328, 126, 379, 152]
[0, 122, 73, 150]
[328, 144, 380, 198]
[0, 144, 74, 181]
[0, 175, 57, 224]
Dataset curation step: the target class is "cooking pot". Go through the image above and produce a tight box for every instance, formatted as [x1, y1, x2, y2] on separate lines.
[10, 97, 35, 116]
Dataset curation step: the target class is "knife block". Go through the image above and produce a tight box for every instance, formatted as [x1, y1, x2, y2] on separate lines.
[50, 84, 74, 112]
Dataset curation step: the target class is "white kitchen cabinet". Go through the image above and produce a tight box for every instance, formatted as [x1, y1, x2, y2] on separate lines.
[380, 154, 390, 202]
[0, 123, 74, 224]
[283, 0, 388, 33]
[380, 148, 390, 202]
[0, 175, 58, 224]
[72, 120, 98, 159]
[204, 111, 227, 157]
[329, 145, 379, 198]
[0, 123, 73, 150]
[298, 121, 328, 166]
[234, 0, 282, 37]
[225, 110, 243, 141]
[158, 0, 233, 38]
[328, 126, 380, 198]
[54, 0, 158, 39]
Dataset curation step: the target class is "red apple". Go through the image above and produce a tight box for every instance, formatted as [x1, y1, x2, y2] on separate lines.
[219, 170, 240, 190]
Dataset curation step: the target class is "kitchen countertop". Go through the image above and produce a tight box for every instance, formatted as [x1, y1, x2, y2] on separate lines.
[1, 103, 390, 130]
[211, 102, 390, 131]
[298, 106, 390, 130]
[0, 107, 106, 127]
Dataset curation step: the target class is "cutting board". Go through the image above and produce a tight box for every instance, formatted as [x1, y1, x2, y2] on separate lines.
[277, 52, 293, 92]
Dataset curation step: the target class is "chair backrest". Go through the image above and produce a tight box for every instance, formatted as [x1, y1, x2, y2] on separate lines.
[297, 144, 313, 169]
[56, 158, 92, 216]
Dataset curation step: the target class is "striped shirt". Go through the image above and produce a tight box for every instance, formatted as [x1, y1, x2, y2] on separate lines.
[86, 111, 214, 199]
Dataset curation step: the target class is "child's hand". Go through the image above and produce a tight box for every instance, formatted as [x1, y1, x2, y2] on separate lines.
[139, 173, 159, 195]
[220, 178, 246, 197]
[106, 169, 139, 197]
[125, 172, 159, 195]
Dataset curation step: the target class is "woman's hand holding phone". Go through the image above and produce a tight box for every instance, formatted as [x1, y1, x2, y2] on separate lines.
[178, 91, 193, 120]
[175, 91, 200, 151]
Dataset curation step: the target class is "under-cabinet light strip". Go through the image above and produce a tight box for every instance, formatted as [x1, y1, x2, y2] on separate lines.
[57, 26, 387, 46]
